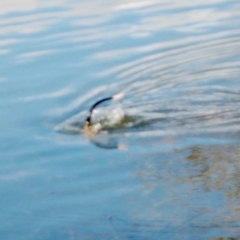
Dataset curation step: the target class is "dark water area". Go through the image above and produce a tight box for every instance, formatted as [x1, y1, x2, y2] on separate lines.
[1, 0, 240, 239]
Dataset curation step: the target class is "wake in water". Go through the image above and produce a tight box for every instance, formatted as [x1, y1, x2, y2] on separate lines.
[55, 29, 240, 148]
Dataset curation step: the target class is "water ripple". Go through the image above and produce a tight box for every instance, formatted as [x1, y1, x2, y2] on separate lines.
[57, 28, 240, 142]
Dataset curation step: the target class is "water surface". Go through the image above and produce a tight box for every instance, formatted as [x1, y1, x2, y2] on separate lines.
[1, 0, 240, 239]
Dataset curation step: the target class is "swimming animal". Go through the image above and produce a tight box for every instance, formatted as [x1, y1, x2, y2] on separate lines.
[83, 92, 124, 134]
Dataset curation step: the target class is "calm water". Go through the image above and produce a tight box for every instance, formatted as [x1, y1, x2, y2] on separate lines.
[1, 0, 240, 239]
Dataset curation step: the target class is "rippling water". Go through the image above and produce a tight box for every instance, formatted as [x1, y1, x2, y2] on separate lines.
[1, 0, 240, 239]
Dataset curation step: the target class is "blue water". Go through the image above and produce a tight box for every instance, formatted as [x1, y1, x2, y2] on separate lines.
[1, 0, 240, 239]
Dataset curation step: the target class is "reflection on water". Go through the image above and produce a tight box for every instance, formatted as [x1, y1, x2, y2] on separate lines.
[1, 0, 240, 239]
[127, 143, 240, 239]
